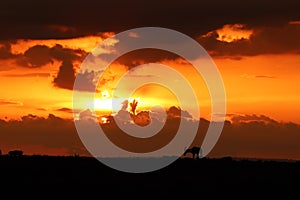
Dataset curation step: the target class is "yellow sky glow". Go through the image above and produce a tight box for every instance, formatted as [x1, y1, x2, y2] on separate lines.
[0, 36, 299, 124]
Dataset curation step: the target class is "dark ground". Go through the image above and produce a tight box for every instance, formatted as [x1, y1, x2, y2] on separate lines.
[0, 155, 299, 198]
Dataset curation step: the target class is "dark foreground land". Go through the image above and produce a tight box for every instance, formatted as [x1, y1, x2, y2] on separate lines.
[0, 155, 299, 197]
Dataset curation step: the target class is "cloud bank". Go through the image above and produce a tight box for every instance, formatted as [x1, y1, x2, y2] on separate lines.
[0, 111, 300, 160]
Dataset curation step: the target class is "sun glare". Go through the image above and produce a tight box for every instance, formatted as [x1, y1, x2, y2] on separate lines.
[94, 98, 112, 111]
[101, 90, 110, 99]
[100, 117, 109, 124]
[92, 90, 114, 111]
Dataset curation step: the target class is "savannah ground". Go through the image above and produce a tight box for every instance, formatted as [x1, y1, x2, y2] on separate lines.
[0, 155, 299, 197]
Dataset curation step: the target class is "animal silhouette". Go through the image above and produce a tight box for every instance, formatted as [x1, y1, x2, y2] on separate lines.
[183, 146, 202, 159]
[8, 150, 23, 156]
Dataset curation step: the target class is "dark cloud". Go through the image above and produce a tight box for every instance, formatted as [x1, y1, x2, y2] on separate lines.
[16, 45, 52, 67]
[0, 0, 299, 39]
[167, 106, 193, 120]
[114, 48, 180, 68]
[198, 24, 300, 56]
[229, 114, 278, 124]
[209, 116, 300, 160]
[50, 44, 86, 61]
[0, 114, 88, 155]
[101, 110, 300, 159]
[1, 111, 300, 159]
[12, 44, 87, 90]
[44, 44, 87, 90]
[0, 41, 97, 91]
[73, 70, 97, 92]
[0, 41, 16, 59]
[56, 107, 73, 113]
[100, 113, 182, 153]
[17, 44, 86, 68]
[79, 109, 96, 121]
[53, 60, 76, 90]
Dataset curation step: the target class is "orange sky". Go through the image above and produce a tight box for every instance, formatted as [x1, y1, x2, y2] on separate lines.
[0, 27, 299, 123]
[1, 19, 300, 158]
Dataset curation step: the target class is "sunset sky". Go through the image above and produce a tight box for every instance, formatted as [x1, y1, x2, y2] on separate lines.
[0, 0, 300, 159]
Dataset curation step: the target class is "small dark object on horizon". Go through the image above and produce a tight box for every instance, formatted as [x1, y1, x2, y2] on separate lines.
[8, 150, 23, 157]
[183, 146, 202, 159]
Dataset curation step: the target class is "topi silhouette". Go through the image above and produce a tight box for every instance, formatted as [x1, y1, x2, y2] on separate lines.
[183, 146, 202, 159]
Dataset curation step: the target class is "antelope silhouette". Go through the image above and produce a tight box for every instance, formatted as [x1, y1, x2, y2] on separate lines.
[183, 146, 202, 159]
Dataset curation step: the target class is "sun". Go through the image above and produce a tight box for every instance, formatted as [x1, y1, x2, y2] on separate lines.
[92, 90, 125, 113]
[93, 90, 113, 111]
[101, 90, 110, 98]
[93, 98, 112, 111]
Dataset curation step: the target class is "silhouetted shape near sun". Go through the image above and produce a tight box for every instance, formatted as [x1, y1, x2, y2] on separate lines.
[130, 99, 138, 115]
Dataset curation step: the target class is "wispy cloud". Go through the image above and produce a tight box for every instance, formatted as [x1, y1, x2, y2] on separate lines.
[255, 75, 276, 79]
[240, 74, 276, 79]
[288, 21, 300, 25]
[0, 99, 23, 106]
[56, 107, 73, 113]
[3, 73, 50, 77]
